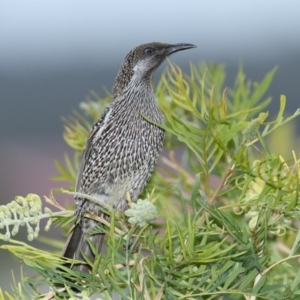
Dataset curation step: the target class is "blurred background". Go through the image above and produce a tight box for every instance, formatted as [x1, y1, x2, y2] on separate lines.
[1, 0, 300, 294]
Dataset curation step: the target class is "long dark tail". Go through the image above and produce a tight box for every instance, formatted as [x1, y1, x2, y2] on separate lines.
[61, 219, 105, 273]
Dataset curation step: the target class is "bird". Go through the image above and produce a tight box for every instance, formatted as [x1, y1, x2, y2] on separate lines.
[61, 42, 196, 272]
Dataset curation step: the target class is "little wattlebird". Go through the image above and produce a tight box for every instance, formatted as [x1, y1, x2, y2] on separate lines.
[61, 42, 196, 272]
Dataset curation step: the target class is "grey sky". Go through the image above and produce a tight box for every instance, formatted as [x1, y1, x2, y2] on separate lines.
[1, 0, 300, 74]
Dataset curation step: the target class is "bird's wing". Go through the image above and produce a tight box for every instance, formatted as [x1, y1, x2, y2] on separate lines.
[62, 107, 112, 269]
[75, 106, 110, 194]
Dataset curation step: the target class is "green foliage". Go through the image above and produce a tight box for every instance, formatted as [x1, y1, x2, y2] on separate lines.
[1, 62, 300, 299]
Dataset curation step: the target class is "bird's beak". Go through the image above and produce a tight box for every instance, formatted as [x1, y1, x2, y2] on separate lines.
[167, 43, 197, 55]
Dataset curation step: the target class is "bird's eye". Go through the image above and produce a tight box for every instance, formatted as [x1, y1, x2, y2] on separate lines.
[144, 48, 154, 55]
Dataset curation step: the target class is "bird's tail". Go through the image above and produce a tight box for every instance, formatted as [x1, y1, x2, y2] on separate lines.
[61, 218, 105, 273]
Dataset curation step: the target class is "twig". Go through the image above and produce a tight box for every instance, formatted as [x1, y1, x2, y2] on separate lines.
[85, 212, 128, 240]
[261, 254, 300, 275]
[160, 150, 195, 185]
[61, 189, 113, 212]
[44, 192, 67, 211]
[196, 164, 235, 229]
[209, 163, 235, 205]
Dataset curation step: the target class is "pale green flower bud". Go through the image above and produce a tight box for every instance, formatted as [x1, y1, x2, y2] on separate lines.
[243, 113, 268, 141]
[45, 219, 52, 231]
[125, 199, 158, 227]
[3, 233, 10, 241]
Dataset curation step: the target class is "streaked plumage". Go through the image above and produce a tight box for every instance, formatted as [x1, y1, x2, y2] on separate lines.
[61, 42, 196, 272]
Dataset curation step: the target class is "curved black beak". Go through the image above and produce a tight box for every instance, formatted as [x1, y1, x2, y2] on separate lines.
[167, 43, 197, 55]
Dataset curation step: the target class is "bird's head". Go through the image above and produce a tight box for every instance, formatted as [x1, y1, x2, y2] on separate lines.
[113, 42, 196, 99]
